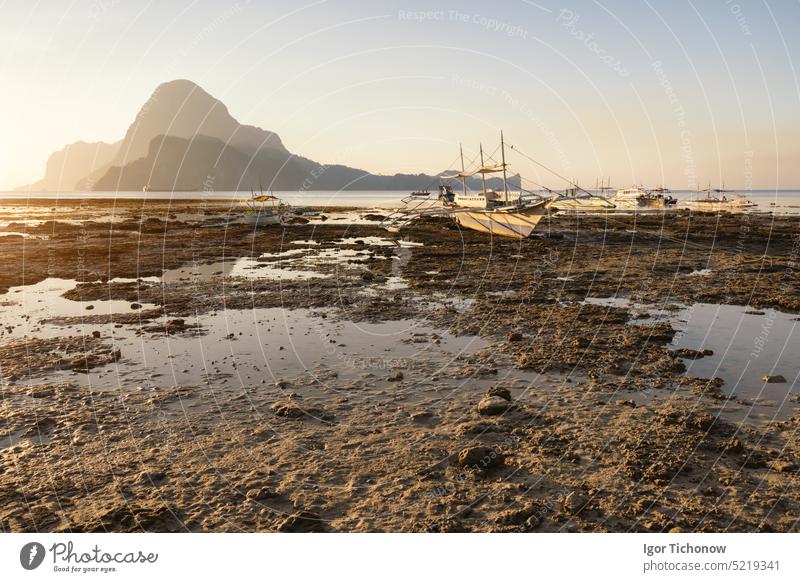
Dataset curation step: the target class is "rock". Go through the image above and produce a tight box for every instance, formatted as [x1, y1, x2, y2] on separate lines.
[92, 330, 101, 338]
[245, 486, 276, 501]
[275, 510, 324, 532]
[477, 396, 509, 416]
[362, 213, 387, 221]
[762, 375, 786, 383]
[457, 446, 504, 471]
[360, 271, 375, 282]
[671, 348, 713, 359]
[571, 337, 590, 348]
[767, 460, 797, 473]
[130, 303, 142, 310]
[486, 386, 512, 402]
[85, 305, 94, 310]
[138, 469, 166, 484]
[388, 370, 404, 382]
[562, 491, 588, 514]
[507, 331, 524, 342]
[614, 399, 636, 407]
[410, 410, 435, 422]
[271, 402, 305, 418]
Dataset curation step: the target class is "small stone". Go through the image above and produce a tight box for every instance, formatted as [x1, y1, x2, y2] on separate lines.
[486, 386, 512, 402]
[138, 469, 166, 484]
[477, 396, 509, 416]
[271, 402, 305, 418]
[457, 446, 504, 471]
[762, 375, 786, 383]
[388, 370, 404, 382]
[410, 411, 435, 422]
[507, 331, 524, 342]
[614, 399, 636, 407]
[246, 486, 276, 501]
[85, 305, 94, 311]
[92, 330, 101, 338]
[275, 510, 324, 532]
[562, 491, 588, 514]
[130, 303, 142, 310]
[767, 460, 797, 473]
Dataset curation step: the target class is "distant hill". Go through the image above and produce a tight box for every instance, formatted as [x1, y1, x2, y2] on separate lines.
[17, 140, 119, 192]
[18, 79, 519, 193]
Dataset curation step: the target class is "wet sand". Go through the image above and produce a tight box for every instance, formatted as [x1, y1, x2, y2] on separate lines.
[1, 199, 798, 532]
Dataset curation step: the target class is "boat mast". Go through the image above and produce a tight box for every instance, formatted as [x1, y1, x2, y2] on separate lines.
[500, 131, 508, 204]
[460, 143, 467, 198]
[479, 143, 487, 194]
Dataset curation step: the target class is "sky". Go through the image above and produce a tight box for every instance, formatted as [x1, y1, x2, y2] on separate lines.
[1, 0, 799, 190]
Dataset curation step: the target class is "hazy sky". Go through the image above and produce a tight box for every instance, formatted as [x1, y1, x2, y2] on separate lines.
[1, 0, 798, 190]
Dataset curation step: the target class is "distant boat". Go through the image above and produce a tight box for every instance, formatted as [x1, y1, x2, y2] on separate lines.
[410, 189, 431, 197]
[551, 187, 616, 212]
[242, 189, 290, 226]
[608, 185, 675, 209]
[142, 184, 150, 193]
[688, 186, 756, 212]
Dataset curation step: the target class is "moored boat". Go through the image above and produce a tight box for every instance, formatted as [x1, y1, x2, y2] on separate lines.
[242, 190, 290, 226]
[687, 187, 756, 212]
[439, 135, 553, 239]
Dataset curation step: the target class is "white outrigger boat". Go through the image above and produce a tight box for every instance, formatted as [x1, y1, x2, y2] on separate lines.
[687, 187, 756, 212]
[438, 135, 554, 238]
[384, 134, 555, 239]
[551, 187, 616, 212]
[607, 185, 676, 210]
[242, 190, 290, 226]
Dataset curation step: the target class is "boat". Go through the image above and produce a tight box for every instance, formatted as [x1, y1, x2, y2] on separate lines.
[608, 186, 651, 209]
[608, 185, 675, 210]
[551, 187, 616, 212]
[410, 189, 431, 197]
[242, 190, 290, 226]
[651, 186, 678, 206]
[687, 187, 756, 212]
[142, 184, 150, 193]
[437, 135, 553, 239]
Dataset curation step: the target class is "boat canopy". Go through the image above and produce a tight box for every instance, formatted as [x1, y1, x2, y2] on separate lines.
[441, 163, 506, 179]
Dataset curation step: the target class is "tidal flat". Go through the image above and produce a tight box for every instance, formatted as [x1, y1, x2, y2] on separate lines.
[1, 199, 798, 532]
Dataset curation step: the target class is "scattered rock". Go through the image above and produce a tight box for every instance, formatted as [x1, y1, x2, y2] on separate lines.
[271, 402, 306, 418]
[130, 303, 142, 310]
[486, 386, 512, 402]
[457, 446, 504, 471]
[671, 348, 714, 359]
[762, 375, 786, 383]
[275, 510, 325, 532]
[246, 487, 276, 501]
[507, 331, 524, 342]
[477, 396, 509, 416]
[767, 460, 797, 473]
[562, 491, 588, 515]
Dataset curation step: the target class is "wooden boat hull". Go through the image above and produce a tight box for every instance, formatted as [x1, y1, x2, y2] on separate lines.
[243, 212, 282, 226]
[454, 206, 547, 239]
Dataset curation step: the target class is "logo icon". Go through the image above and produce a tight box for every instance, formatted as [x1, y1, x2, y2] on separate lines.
[20, 542, 46, 570]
